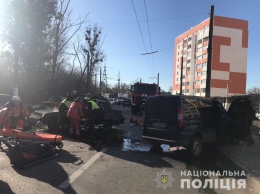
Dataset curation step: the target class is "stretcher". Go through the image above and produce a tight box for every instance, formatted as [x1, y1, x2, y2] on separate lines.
[0, 128, 63, 168]
[0, 128, 63, 148]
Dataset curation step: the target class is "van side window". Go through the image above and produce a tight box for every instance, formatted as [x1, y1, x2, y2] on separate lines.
[198, 98, 214, 118]
[181, 98, 200, 118]
[146, 97, 177, 116]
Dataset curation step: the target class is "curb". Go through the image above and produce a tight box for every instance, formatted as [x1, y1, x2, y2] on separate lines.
[217, 145, 260, 193]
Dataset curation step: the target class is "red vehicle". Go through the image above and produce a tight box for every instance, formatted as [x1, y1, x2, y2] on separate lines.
[130, 82, 160, 114]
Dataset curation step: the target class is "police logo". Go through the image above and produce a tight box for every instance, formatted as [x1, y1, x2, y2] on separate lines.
[161, 175, 168, 184]
[154, 169, 175, 190]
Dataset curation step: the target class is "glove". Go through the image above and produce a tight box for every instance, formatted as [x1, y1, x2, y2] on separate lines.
[0, 123, 3, 129]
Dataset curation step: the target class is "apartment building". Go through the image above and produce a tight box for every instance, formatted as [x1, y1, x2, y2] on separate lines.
[172, 16, 248, 97]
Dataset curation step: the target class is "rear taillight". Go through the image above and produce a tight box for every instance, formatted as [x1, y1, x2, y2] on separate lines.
[178, 107, 184, 128]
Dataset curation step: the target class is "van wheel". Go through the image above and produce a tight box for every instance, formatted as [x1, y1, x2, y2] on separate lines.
[189, 136, 203, 157]
[150, 145, 163, 154]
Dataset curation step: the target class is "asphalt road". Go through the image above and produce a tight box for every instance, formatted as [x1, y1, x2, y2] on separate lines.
[0, 105, 254, 194]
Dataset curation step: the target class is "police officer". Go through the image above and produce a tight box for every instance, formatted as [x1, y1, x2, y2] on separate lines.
[86, 98, 104, 126]
[58, 93, 74, 134]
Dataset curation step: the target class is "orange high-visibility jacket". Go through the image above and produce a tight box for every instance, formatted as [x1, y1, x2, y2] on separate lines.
[67, 101, 84, 120]
[0, 102, 28, 124]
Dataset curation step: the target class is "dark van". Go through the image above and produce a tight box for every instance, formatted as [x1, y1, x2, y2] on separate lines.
[143, 95, 228, 157]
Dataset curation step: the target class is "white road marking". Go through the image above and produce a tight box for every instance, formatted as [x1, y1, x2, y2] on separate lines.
[58, 148, 107, 189]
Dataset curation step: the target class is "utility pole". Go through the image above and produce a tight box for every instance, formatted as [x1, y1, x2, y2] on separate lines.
[117, 72, 120, 93]
[205, 5, 214, 98]
[13, 43, 19, 96]
[157, 73, 159, 86]
[180, 56, 183, 95]
[103, 64, 107, 88]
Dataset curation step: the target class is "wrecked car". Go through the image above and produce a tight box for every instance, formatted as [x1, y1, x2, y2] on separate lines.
[38, 96, 125, 134]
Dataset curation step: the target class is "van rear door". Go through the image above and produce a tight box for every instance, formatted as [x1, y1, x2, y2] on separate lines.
[227, 98, 255, 140]
[143, 96, 179, 142]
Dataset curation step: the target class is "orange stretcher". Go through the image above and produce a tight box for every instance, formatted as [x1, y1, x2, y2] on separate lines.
[0, 128, 63, 149]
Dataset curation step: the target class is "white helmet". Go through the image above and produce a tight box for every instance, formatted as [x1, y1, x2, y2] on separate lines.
[12, 96, 20, 102]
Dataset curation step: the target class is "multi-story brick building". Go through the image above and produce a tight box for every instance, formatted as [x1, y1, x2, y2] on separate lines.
[172, 16, 248, 97]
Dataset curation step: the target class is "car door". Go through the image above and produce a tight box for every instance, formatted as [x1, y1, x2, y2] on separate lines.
[181, 97, 203, 144]
[227, 98, 254, 140]
[197, 98, 217, 143]
[143, 96, 179, 142]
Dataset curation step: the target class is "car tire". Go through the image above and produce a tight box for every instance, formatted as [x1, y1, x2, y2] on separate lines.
[189, 136, 203, 157]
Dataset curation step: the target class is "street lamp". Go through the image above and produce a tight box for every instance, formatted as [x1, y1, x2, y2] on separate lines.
[225, 80, 232, 109]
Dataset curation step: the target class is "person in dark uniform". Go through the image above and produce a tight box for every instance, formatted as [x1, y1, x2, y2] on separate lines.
[57, 93, 74, 135]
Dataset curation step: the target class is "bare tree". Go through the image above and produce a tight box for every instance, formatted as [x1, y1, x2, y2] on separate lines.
[247, 87, 260, 109]
[81, 25, 105, 92]
[48, 0, 87, 88]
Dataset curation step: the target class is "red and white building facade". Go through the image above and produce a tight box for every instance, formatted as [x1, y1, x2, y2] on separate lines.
[172, 16, 248, 97]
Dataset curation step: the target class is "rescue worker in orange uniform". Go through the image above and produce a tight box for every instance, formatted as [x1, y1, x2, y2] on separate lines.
[67, 97, 84, 137]
[0, 96, 28, 130]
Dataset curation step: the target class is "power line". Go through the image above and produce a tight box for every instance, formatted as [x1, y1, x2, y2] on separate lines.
[84, 13, 207, 25]
[131, 0, 151, 74]
[144, 0, 155, 73]
[107, 46, 173, 55]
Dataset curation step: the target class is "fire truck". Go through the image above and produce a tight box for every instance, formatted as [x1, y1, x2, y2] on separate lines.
[130, 82, 160, 114]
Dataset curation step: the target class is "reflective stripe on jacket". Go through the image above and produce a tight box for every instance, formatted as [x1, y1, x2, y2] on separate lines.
[61, 99, 72, 109]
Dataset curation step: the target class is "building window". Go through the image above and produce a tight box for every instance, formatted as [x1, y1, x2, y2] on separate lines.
[186, 67, 190, 71]
[178, 45, 180, 49]
[197, 47, 202, 53]
[196, 81, 200, 85]
[185, 89, 189, 93]
[197, 55, 202, 60]
[203, 37, 209, 42]
[197, 72, 201, 76]
[188, 37, 192, 41]
[203, 46, 208, 51]
[197, 39, 202, 44]
[202, 62, 207, 68]
[187, 44, 191, 49]
[177, 65, 179, 68]
[202, 71, 207, 76]
[196, 64, 202, 69]
[201, 79, 206, 84]
[187, 59, 191, 64]
[201, 88, 206, 93]
[203, 54, 208, 59]
[176, 78, 178, 81]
